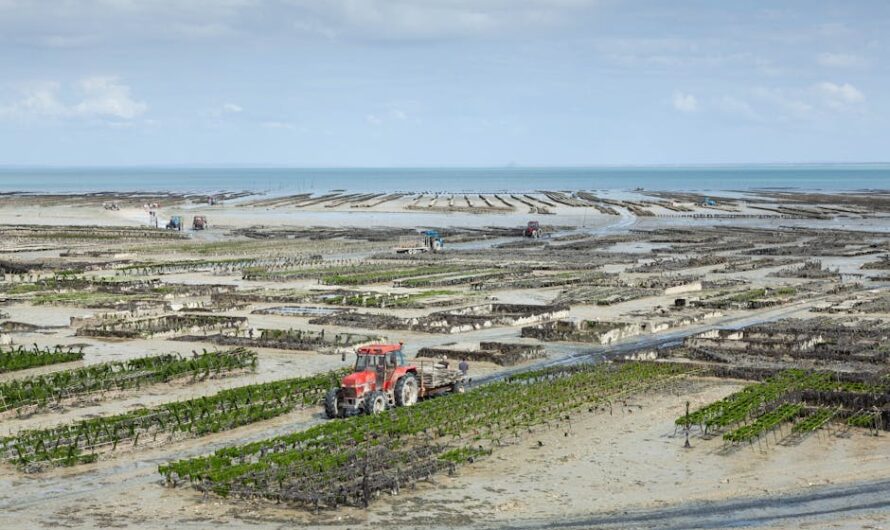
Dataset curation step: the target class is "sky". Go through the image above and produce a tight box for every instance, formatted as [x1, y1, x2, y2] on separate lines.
[0, 0, 887, 166]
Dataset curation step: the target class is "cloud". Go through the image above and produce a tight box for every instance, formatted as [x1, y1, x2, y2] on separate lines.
[207, 102, 244, 121]
[751, 87, 813, 119]
[363, 104, 417, 126]
[285, 0, 600, 41]
[593, 37, 761, 71]
[815, 81, 864, 109]
[817, 52, 866, 68]
[0, 0, 256, 46]
[261, 121, 295, 129]
[751, 83, 864, 118]
[41, 34, 99, 48]
[672, 91, 697, 112]
[72, 76, 147, 119]
[713, 95, 761, 121]
[93, 0, 256, 16]
[709, 81, 866, 125]
[596, 37, 699, 67]
[0, 76, 146, 121]
[0, 0, 600, 47]
[5, 81, 68, 118]
[171, 22, 237, 39]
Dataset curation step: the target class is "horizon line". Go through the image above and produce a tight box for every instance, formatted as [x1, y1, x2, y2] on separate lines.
[1, 162, 890, 170]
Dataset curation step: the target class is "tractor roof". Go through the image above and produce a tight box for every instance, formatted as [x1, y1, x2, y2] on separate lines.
[356, 343, 403, 355]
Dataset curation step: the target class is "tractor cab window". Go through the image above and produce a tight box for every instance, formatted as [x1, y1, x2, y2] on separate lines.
[355, 354, 376, 371]
[356, 350, 404, 370]
[354, 354, 368, 371]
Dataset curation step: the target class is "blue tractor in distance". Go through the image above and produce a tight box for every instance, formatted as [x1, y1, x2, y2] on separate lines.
[166, 215, 183, 231]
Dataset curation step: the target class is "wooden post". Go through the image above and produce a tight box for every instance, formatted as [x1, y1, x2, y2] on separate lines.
[684, 400, 692, 449]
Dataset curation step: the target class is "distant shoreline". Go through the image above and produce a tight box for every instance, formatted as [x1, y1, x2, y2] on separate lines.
[1, 186, 889, 196]
[0, 165, 888, 194]
[2, 162, 889, 169]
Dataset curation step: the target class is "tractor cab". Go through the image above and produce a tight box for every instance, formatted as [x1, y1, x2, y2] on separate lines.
[353, 344, 408, 389]
[354, 344, 407, 371]
[422, 230, 444, 252]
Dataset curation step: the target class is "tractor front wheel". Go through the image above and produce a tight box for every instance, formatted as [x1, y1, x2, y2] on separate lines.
[364, 391, 387, 415]
[324, 388, 342, 419]
[394, 374, 419, 407]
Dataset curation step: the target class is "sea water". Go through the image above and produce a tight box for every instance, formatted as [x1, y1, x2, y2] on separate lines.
[0, 165, 887, 193]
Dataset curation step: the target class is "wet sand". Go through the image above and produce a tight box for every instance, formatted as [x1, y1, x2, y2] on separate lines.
[1, 189, 889, 529]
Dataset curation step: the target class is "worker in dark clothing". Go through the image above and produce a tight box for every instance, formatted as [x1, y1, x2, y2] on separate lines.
[459, 358, 469, 375]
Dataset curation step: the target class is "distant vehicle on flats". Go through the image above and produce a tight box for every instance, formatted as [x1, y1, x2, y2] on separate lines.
[166, 215, 183, 231]
[394, 229, 444, 254]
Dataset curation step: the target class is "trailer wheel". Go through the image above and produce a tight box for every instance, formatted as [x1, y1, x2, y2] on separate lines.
[394, 374, 419, 407]
[450, 380, 466, 394]
[364, 391, 387, 415]
[324, 388, 342, 419]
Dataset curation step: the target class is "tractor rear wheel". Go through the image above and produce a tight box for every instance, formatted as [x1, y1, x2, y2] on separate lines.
[394, 374, 419, 407]
[364, 391, 387, 415]
[324, 388, 342, 419]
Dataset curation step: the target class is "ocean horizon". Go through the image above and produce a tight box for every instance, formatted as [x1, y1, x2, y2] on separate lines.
[0, 164, 888, 194]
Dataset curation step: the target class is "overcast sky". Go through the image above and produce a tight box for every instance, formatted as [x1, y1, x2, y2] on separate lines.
[0, 0, 887, 166]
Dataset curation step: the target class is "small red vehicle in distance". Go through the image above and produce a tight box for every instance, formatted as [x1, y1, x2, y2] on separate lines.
[524, 220, 541, 238]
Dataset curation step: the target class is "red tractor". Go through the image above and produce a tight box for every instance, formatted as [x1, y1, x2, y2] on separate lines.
[524, 220, 541, 238]
[325, 343, 464, 418]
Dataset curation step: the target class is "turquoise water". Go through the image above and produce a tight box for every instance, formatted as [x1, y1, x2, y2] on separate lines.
[0, 165, 887, 193]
